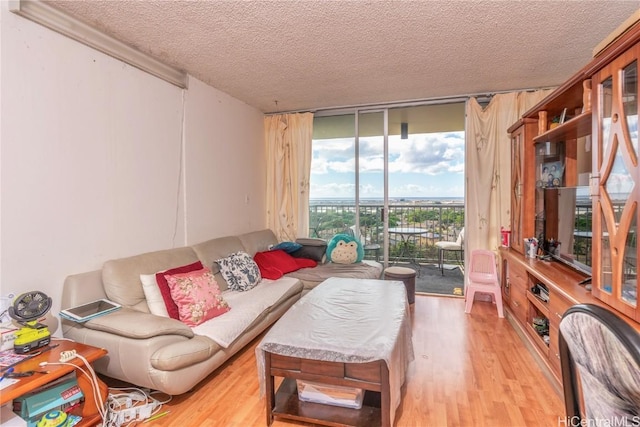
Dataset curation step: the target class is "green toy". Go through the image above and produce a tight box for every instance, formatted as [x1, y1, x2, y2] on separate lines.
[327, 233, 364, 264]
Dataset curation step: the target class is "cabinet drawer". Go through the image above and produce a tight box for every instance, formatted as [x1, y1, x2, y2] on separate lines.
[549, 292, 574, 326]
[548, 325, 562, 379]
[547, 293, 573, 383]
[510, 286, 528, 325]
[508, 262, 528, 289]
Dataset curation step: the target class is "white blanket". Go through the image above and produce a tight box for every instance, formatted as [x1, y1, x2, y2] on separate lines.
[192, 276, 299, 348]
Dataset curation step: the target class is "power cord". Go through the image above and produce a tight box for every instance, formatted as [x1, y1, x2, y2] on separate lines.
[39, 354, 107, 421]
[104, 387, 170, 426]
[39, 341, 172, 427]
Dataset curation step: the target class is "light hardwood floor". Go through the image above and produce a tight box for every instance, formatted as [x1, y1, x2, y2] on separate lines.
[113, 295, 565, 426]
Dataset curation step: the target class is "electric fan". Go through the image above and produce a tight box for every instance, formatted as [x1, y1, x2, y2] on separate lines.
[8, 291, 52, 353]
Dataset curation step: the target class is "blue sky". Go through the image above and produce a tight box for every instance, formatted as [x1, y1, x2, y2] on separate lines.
[310, 131, 465, 199]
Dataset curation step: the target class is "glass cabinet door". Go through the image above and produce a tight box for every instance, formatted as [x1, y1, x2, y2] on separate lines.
[511, 127, 525, 254]
[593, 50, 639, 322]
[509, 119, 537, 255]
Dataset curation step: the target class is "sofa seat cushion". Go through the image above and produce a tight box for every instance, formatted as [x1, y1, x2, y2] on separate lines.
[286, 260, 383, 291]
[193, 276, 302, 348]
[151, 335, 221, 371]
[84, 308, 194, 339]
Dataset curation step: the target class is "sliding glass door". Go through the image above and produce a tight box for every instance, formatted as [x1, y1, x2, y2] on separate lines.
[311, 102, 465, 267]
[356, 110, 387, 262]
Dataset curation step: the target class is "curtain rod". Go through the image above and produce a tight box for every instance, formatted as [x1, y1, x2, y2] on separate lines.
[266, 86, 557, 116]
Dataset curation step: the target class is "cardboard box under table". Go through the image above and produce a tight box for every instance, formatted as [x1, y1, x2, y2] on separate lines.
[257, 277, 414, 427]
[13, 373, 83, 427]
[297, 380, 364, 409]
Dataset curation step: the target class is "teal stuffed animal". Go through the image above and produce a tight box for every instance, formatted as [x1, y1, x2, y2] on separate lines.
[327, 233, 364, 264]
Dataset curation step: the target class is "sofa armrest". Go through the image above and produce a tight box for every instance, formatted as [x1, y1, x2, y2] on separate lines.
[62, 270, 108, 309]
[83, 308, 194, 339]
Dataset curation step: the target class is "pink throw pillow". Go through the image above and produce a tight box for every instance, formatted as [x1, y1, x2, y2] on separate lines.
[155, 261, 203, 319]
[165, 267, 230, 326]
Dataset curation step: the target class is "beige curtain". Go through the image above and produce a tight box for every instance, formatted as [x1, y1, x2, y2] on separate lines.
[264, 112, 314, 242]
[465, 89, 554, 259]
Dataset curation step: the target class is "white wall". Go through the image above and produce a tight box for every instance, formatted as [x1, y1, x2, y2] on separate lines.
[0, 4, 266, 323]
[184, 78, 265, 241]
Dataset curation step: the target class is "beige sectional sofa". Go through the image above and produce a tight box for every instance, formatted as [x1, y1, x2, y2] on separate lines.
[61, 229, 383, 395]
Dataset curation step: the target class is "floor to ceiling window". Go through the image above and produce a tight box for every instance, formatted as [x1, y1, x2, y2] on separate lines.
[310, 102, 465, 266]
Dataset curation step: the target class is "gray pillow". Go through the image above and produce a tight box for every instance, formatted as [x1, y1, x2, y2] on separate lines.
[291, 238, 327, 263]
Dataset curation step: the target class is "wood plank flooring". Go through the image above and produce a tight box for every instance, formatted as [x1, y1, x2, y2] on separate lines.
[112, 295, 565, 426]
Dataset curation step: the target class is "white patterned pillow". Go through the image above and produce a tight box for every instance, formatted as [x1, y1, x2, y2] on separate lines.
[216, 251, 262, 291]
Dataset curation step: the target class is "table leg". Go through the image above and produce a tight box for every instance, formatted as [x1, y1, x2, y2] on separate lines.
[380, 362, 391, 427]
[399, 238, 407, 261]
[265, 352, 274, 426]
[394, 235, 410, 265]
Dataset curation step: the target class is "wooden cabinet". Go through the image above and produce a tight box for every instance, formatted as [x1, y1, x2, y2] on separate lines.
[502, 20, 640, 395]
[548, 291, 573, 376]
[502, 258, 528, 325]
[499, 248, 620, 390]
[508, 119, 537, 254]
[525, 282, 550, 357]
[524, 82, 589, 247]
[591, 41, 640, 322]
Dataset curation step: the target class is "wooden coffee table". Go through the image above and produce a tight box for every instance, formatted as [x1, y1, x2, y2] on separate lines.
[264, 352, 390, 426]
[257, 277, 413, 427]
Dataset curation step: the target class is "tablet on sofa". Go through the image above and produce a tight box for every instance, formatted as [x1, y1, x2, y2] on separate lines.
[60, 299, 122, 322]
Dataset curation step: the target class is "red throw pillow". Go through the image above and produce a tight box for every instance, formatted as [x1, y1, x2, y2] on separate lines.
[293, 257, 317, 269]
[257, 264, 285, 280]
[254, 250, 316, 280]
[156, 261, 203, 319]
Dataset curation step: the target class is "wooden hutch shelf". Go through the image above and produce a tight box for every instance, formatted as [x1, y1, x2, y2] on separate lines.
[503, 17, 640, 395]
[532, 111, 592, 144]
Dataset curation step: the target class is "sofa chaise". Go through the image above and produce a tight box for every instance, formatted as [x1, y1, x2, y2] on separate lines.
[61, 229, 383, 395]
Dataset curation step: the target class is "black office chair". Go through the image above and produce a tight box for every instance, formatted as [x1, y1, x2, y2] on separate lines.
[558, 303, 640, 424]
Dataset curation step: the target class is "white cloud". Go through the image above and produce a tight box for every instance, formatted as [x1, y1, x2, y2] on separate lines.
[310, 131, 464, 199]
[310, 182, 355, 198]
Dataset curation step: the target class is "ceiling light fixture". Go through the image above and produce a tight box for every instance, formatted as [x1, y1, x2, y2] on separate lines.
[401, 122, 408, 139]
[9, 0, 188, 89]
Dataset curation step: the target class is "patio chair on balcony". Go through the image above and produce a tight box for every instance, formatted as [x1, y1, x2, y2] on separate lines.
[435, 227, 464, 276]
[346, 226, 381, 261]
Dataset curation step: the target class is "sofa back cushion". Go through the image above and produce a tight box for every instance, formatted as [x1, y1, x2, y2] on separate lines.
[191, 236, 245, 291]
[102, 247, 199, 309]
[192, 230, 278, 291]
[238, 229, 279, 256]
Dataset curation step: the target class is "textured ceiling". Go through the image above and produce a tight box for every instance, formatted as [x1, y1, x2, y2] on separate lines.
[46, 1, 639, 113]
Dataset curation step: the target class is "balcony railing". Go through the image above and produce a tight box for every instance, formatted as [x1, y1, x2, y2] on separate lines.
[309, 201, 465, 264]
[309, 200, 594, 266]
